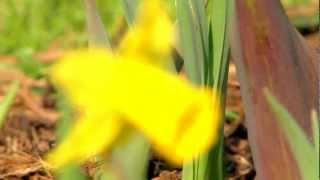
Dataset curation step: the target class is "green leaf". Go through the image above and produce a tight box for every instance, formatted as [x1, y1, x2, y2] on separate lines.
[56, 94, 75, 141]
[180, 0, 231, 180]
[97, 133, 149, 180]
[122, 0, 139, 26]
[311, 110, 319, 179]
[281, 0, 312, 6]
[112, 134, 149, 180]
[225, 111, 239, 121]
[178, 0, 209, 179]
[57, 164, 87, 180]
[16, 48, 45, 79]
[84, 0, 111, 48]
[290, 14, 319, 28]
[209, 0, 230, 89]
[55, 95, 86, 180]
[197, 1, 232, 180]
[0, 81, 20, 128]
[264, 89, 317, 180]
[176, 0, 208, 85]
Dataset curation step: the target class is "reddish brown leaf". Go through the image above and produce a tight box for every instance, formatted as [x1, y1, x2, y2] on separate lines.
[229, 0, 318, 179]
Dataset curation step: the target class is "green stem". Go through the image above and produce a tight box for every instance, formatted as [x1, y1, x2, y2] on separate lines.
[0, 81, 20, 128]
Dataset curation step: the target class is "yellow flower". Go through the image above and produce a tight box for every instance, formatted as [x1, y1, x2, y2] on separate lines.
[46, 0, 221, 169]
[48, 49, 221, 167]
[119, 0, 175, 67]
[47, 112, 123, 168]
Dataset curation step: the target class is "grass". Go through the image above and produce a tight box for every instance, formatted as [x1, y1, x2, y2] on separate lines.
[176, 0, 231, 179]
[0, 81, 20, 128]
[0, 0, 122, 54]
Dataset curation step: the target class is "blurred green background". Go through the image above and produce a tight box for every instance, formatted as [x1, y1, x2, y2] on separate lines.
[0, 0, 318, 55]
[0, 0, 122, 54]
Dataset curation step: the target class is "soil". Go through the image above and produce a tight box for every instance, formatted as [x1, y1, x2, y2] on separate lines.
[0, 31, 318, 180]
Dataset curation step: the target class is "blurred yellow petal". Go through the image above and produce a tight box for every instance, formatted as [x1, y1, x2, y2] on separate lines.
[119, 0, 175, 67]
[47, 113, 123, 169]
[47, 0, 219, 169]
[49, 49, 221, 166]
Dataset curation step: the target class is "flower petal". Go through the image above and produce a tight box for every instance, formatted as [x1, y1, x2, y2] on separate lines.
[119, 0, 175, 67]
[49, 49, 221, 165]
[47, 113, 123, 169]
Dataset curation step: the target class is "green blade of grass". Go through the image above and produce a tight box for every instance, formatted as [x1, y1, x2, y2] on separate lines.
[177, 0, 209, 179]
[311, 110, 319, 179]
[225, 111, 238, 121]
[109, 133, 150, 180]
[94, 133, 149, 180]
[264, 89, 317, 180]
[282, 0, 319, 28]
[57, 164, 87, 180]
[199, 1, 232, 180]
[0, 81, 20, 128]
[209, 0, 230, 90]
[281, 0, 313, 6]
[176, 0, 208, 85]
[290, 14, 319, 28]
[15, 48, 45, 79]
[181, 0, 231, 180]
[84, 0, 111, 48]
[122, 0, 138, 26]
[55, 94, 87, 180]
[190, 0, 209, 55]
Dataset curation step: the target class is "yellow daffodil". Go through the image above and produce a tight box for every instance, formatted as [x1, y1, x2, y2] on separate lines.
[47, 0, 221, 169]
[119, 0, 175, 67]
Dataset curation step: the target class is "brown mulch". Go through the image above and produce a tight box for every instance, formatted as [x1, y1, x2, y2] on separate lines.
[0, 65, 57, 179]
